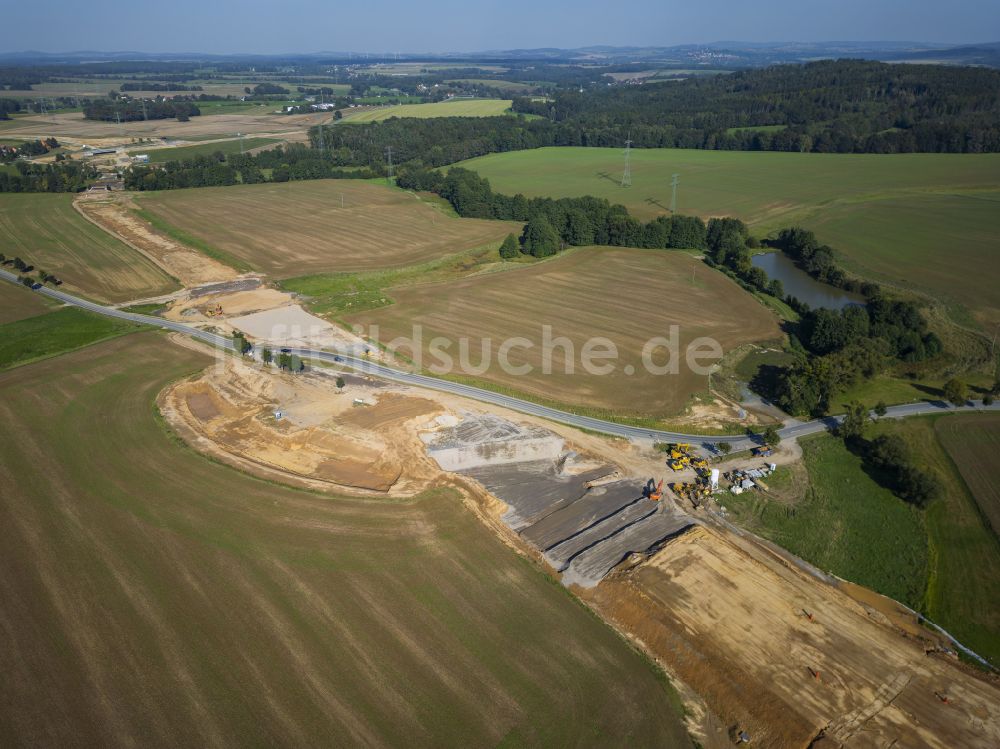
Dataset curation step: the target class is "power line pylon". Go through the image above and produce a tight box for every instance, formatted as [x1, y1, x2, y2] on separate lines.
[386, 145, 394, 183]
[621, 134, 633, 187]
[670, 173, 680, 213]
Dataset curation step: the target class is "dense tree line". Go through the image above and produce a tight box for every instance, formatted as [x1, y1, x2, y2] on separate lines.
[0, 159, 96, 192]
[397, 164, 709, 255]
[312, 116, 559, 170]
[512, 59, 1000, 153]
[83, 98, 201, 122]
[123, 144, 377, 190]
[0, 98, 22, 119]
[119, 82, 204, 92]
[0, 138, 60, 162]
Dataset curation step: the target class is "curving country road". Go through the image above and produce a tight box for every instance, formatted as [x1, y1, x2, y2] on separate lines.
[3, 269, 997, 451]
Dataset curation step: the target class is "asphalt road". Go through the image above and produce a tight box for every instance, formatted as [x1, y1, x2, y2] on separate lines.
[3, 269, 997, 450]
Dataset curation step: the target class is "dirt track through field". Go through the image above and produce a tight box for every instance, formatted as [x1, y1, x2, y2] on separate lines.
[74, 193, 240, 286]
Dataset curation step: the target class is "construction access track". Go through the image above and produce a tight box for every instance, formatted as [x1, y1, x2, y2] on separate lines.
[3, 268, 998, 451]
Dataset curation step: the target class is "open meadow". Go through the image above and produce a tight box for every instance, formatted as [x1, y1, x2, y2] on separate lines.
[0, 333, 691, 747]
[346, 247, 781, 419]
[0, 194, 177, 303]
[459, 147, 1000, 326]
[341, 98, 513, 122]
[137, 180, 522, 278]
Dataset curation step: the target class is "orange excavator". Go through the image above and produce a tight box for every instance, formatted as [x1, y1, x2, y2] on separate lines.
[644, 478, 664, 501]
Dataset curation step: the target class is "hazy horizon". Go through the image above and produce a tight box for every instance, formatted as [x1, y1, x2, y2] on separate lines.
[2, 0, 997, 56]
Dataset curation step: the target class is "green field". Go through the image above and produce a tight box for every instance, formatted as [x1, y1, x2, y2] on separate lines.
[936, 413, 1000, 542]
[0, 306, 141, 370]
[805, 192, 1000, 327]
[0, 194, 178, 303]
[0, 334, 691, 746]
[879, 417, 1000, 666]
[142, 137, 280, 163]
[341, 98, 513, 122]
[458, 147, 1000, 326]
[725, 433, 929, 608]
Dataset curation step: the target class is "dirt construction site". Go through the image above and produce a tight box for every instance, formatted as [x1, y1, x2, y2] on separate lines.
[157, 338, 1000, 749]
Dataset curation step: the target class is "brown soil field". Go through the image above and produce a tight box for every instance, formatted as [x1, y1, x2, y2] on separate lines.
[137, 180, 521, 278]
[74, 193, 240, 286]
[0, 193, 178, 303]
[586, 524, 1000, 749]
[936, 412, 1000, 539]
[349, 247, 782, 419]
[0, 281, 57, 324]
[0, 334, 692, 747]
[0, 111, 328, 147]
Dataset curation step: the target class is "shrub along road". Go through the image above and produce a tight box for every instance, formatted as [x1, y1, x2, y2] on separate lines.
[2, 268, 996, 450]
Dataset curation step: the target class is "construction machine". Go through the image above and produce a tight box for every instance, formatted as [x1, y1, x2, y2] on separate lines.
[643, 478, 664, 501]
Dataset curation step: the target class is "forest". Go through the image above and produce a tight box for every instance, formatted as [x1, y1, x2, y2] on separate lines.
[511, 60, 1000, 153]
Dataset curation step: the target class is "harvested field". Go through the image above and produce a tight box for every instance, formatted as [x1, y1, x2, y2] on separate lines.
[936, 412, 1000, 539]
[137, 180, 521, 278]
[74, 193, 241, 287]
[0, 280, 56, 324]
[0, 334, 692, 747]
[586, 524, 1000, 749]
[340, 98, 513, 122]
[0, 193, 177, 303]
[0, 110, 330, 147]
[350, 247, 782, 419]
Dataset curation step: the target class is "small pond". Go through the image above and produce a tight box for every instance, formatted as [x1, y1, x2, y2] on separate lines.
[751, 252, 866, 310]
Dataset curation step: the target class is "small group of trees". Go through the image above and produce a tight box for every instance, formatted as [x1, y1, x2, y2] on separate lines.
[836, 399, 941, 508]
[232, 332, 252, 355]
[1, 254, 61, 286]
[259, 346, 304, 372]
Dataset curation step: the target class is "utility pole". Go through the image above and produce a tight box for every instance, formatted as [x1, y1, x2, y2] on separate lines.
[670, 173, 680, 213]
[621, 133, 632, 187]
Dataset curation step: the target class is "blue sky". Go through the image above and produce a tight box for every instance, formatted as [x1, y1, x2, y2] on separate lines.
[2, 0, 996, 54]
